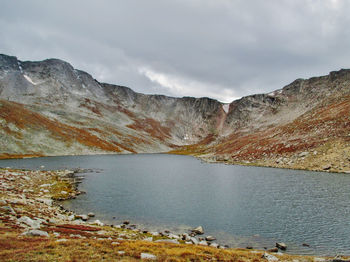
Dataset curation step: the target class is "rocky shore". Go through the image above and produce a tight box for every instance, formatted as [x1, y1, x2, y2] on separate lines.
[0, 167, 348, 261]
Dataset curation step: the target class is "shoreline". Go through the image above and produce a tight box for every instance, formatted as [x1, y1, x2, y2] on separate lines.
[0, 167, 348, 261]
[1, 151, 350, 175]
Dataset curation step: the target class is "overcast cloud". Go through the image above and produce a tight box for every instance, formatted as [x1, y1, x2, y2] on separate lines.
[1, 0, 350, 102]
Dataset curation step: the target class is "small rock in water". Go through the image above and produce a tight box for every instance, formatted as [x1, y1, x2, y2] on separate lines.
[122, 220, 130, 225]
[191, 226, 204, 235]
[88, 212, 95, 217]
[267, 247, 278, 253]
[22, 230, 49, 237]
[205, 236, 216, 241]
[80, 215, 89, 221]
[302, 243, 310, 247]
[141, 253, 157, 260]
[276, 242, 287, 250]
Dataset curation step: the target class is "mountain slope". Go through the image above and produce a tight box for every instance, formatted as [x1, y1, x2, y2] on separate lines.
[0, 54, 349, 173]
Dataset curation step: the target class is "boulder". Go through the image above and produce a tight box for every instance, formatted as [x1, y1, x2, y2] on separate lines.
[323, 165, 331, 171]
[93, 220, 104, 226]
[182, 233, 191, 241]
[2, 205, 16, 214]
[190, 237, 199, 245]
[154, 239, 179, 244]
[262, 252, 279, 261]
[199, 240, 208, 246]
[18, 216, 41, 229]
[191, 226, 204, 235]
[168, 233, 180, 239]
[140, 253, 157, 260]
[299, 152, 309, 157]
[56, 239, 67, 242]
[332, 257, 350, 262]
[22, 229, 49, 237]
[276, 242, 287, 250]
[210, 242, 219, 248]
[205, 236, 216, 241]
[267, 247, 278, 253]
[76, 214, 89, 221]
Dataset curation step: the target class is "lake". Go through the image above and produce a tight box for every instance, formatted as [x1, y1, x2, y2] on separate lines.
[1, 154, 350, 255]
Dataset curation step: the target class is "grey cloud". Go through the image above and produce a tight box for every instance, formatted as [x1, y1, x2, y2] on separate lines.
[1, 0, 350, 102]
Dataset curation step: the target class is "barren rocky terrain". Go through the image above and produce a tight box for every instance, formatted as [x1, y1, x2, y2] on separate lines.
[0, 54, 349, 173]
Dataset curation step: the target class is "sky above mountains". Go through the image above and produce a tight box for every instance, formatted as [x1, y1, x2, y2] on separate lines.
[1, 0, 350, 102]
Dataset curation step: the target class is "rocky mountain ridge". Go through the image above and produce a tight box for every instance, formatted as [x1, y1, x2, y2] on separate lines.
[0, 54, 349, 173]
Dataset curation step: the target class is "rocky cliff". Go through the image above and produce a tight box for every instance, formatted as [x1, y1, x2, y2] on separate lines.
[0, 54, 349, 173]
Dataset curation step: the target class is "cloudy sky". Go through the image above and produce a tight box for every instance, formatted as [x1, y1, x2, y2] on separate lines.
[1, 0, 350, 102]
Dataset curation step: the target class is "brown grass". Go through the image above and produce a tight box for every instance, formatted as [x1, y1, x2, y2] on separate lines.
[0, 233, 318, 262]
[0, 99, 121, 152]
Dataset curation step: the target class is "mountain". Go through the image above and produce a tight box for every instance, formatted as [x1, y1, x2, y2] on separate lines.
[0, 54, 349, 173]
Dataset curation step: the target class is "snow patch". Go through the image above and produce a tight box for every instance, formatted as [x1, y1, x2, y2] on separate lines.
[222, 104, 230, 114]
[23, 75, 37, 85]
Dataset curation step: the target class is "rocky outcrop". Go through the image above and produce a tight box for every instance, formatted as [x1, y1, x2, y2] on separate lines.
[0, 54, 350, 173]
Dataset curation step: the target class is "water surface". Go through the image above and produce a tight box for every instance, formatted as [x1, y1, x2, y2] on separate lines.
[1, 154, 350, 255]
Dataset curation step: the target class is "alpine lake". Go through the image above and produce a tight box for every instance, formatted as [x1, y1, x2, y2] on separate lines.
[2, 154, 350, 256]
